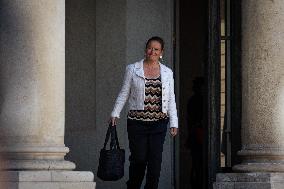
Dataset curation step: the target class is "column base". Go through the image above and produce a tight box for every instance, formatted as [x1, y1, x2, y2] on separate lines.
[0, 171, 96, 189]
[233, 149, 284, 172]
[1, 160, 76, 170]
[0, 146, 76, 170]
[214, 173, 284, 189]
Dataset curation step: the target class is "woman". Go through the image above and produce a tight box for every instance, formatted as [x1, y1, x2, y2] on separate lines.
[110, 36, 178, 189]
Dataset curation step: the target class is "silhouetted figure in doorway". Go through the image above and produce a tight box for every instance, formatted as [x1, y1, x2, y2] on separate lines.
[186, 77, 204, 189]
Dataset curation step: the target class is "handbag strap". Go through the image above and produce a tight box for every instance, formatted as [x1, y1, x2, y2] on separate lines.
[112, 126, 121, 149]
[103, 124, 121, 150]
[103, 124, 112, 149]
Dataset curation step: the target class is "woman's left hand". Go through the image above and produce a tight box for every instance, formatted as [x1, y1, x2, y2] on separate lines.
[170, 127, 178, 137]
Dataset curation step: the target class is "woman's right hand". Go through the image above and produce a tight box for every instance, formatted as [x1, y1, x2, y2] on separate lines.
[109, 117, 118, 126]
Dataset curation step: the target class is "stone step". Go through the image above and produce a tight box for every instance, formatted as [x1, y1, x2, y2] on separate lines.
[214, 173, 284, 189]
[0, 171, 96, 189]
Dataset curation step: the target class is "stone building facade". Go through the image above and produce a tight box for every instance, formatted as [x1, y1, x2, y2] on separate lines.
[0, 0, 283, 189]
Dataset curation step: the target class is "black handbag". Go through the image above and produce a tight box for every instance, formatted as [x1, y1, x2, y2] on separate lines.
[97, 124, 125, 181]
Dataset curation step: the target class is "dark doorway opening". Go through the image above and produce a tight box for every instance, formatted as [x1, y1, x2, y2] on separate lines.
[176, 0, 241, 188]
[177, 0, 209, 188]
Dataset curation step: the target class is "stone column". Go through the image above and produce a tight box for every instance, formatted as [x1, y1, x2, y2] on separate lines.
[215, 0, 284, 188]
[0, 1, 95, 188]
[0, 0, 74, 171]
[233, 0, 284, 172]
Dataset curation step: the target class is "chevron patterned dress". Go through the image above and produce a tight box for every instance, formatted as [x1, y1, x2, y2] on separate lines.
[128, 76, 168, 121]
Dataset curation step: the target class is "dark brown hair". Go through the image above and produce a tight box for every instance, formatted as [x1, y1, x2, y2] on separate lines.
[145, 36, 164, 50]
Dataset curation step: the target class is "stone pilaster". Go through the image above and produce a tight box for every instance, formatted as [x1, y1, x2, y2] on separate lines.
[233, 0, 284, 172]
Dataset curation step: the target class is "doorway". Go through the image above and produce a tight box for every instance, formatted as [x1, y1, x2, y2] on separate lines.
[175, 0, 241, 188]
[176, 0, 209, 188]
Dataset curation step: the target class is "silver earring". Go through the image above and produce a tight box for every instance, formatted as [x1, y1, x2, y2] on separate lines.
[159, 55, 164, 63]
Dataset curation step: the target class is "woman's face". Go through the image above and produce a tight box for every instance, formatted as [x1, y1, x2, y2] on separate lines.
[145, 40, 163, 62]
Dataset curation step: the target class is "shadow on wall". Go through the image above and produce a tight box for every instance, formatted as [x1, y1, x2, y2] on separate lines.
[64, 0, 97, 173]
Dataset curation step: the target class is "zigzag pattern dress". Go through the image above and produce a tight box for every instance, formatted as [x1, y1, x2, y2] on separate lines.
[127, 76, 168, 121]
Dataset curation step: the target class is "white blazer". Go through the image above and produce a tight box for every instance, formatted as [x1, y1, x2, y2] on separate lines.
[111, 59, 178, 128]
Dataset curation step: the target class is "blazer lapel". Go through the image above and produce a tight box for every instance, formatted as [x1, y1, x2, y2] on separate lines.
[134, 59, 145, 78]
[160, 63, 168, 84]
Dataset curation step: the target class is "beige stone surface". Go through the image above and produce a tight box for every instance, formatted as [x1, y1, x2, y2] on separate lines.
[0, 1, 96, 188]
[214, 173, 284, 189]
[234, 0, 284, 172]
[0, 171, 96, 189]
[0, 171, 94, 182]
[241, 0, 284, 147]
[0, 0, 74, 170]
[14, 182, 95, 189]
[0, 0, 66, 145]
